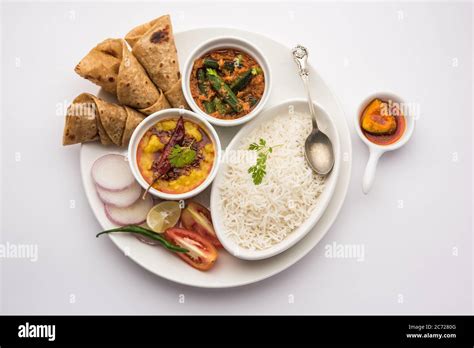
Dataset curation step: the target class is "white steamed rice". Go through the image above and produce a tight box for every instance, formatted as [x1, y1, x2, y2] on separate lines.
[219, 111, 325, 250]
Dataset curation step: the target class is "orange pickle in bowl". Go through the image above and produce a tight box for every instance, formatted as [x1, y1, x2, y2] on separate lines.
[136, 117, 216, 194]
[360, 98, 406, 146]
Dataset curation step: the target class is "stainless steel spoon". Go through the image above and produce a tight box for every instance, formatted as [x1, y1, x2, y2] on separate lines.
[292, 45, 335, 175]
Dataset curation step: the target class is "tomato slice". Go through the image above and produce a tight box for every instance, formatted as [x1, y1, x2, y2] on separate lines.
[180, 201, 222, 248]
[164, 228, 218, 271]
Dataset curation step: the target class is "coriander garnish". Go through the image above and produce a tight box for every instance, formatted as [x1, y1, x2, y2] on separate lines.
[169, 143, 196, 168]
[247, 138, 278, 185]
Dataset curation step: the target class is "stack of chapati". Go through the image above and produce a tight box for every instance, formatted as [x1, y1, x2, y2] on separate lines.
[62, 93, 145, 147]
[74, 38, 170, 115]
[63, 14, 187, 147]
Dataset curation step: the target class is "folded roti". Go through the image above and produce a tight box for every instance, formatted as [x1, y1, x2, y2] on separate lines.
[165, 79, 189, 110]
[94, 97, 127, 146]
[62, 93, 145, 147]
[139, 92, 171, 115]
[75, 39, 169, 115]
[116, 42, 160, 111]
[124, 17, 160, 48]
[121, 107, 146, 147]
[74, 39, 122, 94]
[96, 116, 114, 145]
[125, 15, 188, 109]
[63, 94, 99, 145]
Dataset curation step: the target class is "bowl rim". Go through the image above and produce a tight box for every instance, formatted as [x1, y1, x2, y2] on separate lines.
[210, 98, 341, 260]
[127, 108, 222, 200]
[181, 35, 272, 127]
[354, 91, 416, 152]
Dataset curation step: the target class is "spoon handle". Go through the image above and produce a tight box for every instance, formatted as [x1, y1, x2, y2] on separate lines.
[292, 45, 319, 131]
[301, 75, 319, 131]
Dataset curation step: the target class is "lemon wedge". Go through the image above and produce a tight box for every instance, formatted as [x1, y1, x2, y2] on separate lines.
[146, 201, 181, 233]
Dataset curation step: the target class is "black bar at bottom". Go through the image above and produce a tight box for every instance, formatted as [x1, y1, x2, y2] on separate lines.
[0, 315, 472, 346]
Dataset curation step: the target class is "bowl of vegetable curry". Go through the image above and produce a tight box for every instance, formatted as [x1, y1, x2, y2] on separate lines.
[183, 37, 271, 127]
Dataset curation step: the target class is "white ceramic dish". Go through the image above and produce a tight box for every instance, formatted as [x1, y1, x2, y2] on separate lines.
[127, 108, 222, 200]
[211, 99, 340, 260]
[355, 92, 415, 194]
[80, 28, 352, 288]
[182, 36, 271, 127]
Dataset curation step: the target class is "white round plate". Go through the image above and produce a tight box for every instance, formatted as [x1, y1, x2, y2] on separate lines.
[80, 28, 352, 288]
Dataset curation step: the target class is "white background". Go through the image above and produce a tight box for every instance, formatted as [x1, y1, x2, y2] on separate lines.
[0, 1, 472, 314]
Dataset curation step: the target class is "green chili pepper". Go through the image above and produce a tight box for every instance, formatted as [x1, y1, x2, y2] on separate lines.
[96, 225, 188, 253]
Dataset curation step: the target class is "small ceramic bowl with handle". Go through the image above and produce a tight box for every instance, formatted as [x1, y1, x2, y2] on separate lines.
[355, 92, 416, 194]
